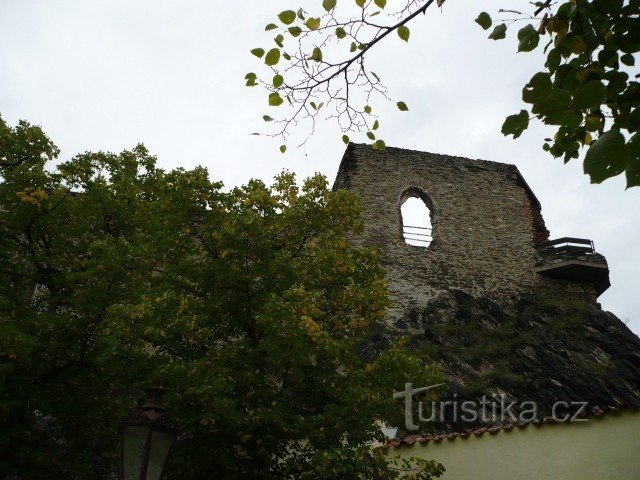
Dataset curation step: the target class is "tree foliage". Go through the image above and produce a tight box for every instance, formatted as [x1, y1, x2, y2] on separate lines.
[249, 0, 640, 187]
[0, 114, 444, 479]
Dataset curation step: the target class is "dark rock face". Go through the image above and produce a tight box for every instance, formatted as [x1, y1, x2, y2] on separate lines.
[359, 288, 640, 432]
[334, 144, 640, 432]
[407, 290, 640, 409]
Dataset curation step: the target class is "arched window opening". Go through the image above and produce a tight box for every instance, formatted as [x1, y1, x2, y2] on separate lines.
[401, 196, 432, 247]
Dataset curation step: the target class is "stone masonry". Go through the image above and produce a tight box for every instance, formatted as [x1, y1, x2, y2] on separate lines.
[334, 143, 566, 322]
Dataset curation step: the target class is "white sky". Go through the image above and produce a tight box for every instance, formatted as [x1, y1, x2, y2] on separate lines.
[1, 0, 638, 333]
[401, 197, 433, 247]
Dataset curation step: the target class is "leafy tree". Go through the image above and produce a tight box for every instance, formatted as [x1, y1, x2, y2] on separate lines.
[0, 117, 59, 169]
[0, 117, 169, 478]
[0, 114, 444, 479]
[248, 0, 640, 187]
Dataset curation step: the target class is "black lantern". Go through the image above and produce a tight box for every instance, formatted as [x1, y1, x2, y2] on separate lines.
[119, 383, 180, 480]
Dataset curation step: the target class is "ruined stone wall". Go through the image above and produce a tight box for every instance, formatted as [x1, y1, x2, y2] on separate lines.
[334, 144, 640, 416]
[334, 144, 554, 322]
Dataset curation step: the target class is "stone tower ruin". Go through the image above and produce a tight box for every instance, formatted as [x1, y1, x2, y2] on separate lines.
[334, 144, 640, 421]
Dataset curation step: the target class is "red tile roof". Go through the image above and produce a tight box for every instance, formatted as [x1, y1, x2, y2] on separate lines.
[387, 405, 633, 448]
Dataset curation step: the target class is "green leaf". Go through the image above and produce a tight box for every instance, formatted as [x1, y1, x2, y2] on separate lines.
[372, 139, 386, 150]
[278, 10, 297, 25]
[545, 49, 561, 73]
[366, 131, 375, 140]
[274, 34, 284, 48]
[323, 0, 337, 11]
[568, 36, 586, 55]
[627, 162, 640, 188]
[306, 17, 321, 31]
[342, 135, 350, 144]
[263, 115, 274, 122]
[598, 49, 618, 68]
[288, 26, 302, 37]
[489, 24, 507, 40]
[336, 27, 347, 39]
[533, 88, 571, 115]
[621, 53, 635, 66]
[517, 24, 539, 52]
[372, 120, 379, 130]
[311, 47, 323, 62]
[571, 81, 606, 109]
[280, 145, 287, 153]
[350, 42, 357, 52]
[626, 135, 640, 188]
[265, 23, 278, 31]
[355, 0, 365, 7]
[374, 0, 387, 8]
[501, 110, 529, 138]
[273, 75, 284, 88]
[628, 108, 640, 133]
[537, 95, 577, 126]
[475, 12, 492, 30]
[397, 101, 409, 111]
[364, 105, 372, 114]
[297, 8, 305, 20]
[522, 72, 552, 104]
[584, 130, 627, 183]
[245, 73, 257, 87]
[251, 48, 265, 58]
[397, 25, 410, 42]
[268, 93, 284, 106]
[585, 113, 604, 132]
[265, 48, 281, 66]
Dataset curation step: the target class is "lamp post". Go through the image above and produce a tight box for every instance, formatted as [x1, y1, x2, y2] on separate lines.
[119, 383, 180, 480]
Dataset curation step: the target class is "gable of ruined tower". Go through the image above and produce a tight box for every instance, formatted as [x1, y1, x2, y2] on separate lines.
[334, 143, 555, 321]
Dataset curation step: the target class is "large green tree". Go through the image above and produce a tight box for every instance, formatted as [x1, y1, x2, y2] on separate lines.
[249, 0, 640, 187]
[0, 114, 444, 479]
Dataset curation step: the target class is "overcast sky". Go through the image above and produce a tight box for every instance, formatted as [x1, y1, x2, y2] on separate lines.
[1, 0, 638, 333]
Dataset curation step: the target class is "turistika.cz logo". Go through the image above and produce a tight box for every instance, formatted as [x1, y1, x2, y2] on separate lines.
[393, 382, 589, 431]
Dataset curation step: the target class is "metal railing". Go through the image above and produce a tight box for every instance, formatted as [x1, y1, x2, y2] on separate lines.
[537, 237, 595, 255]
[403, 225, 432, 247]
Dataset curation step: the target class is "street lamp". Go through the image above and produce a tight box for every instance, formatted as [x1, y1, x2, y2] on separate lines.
[119, 383, 180, 480]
